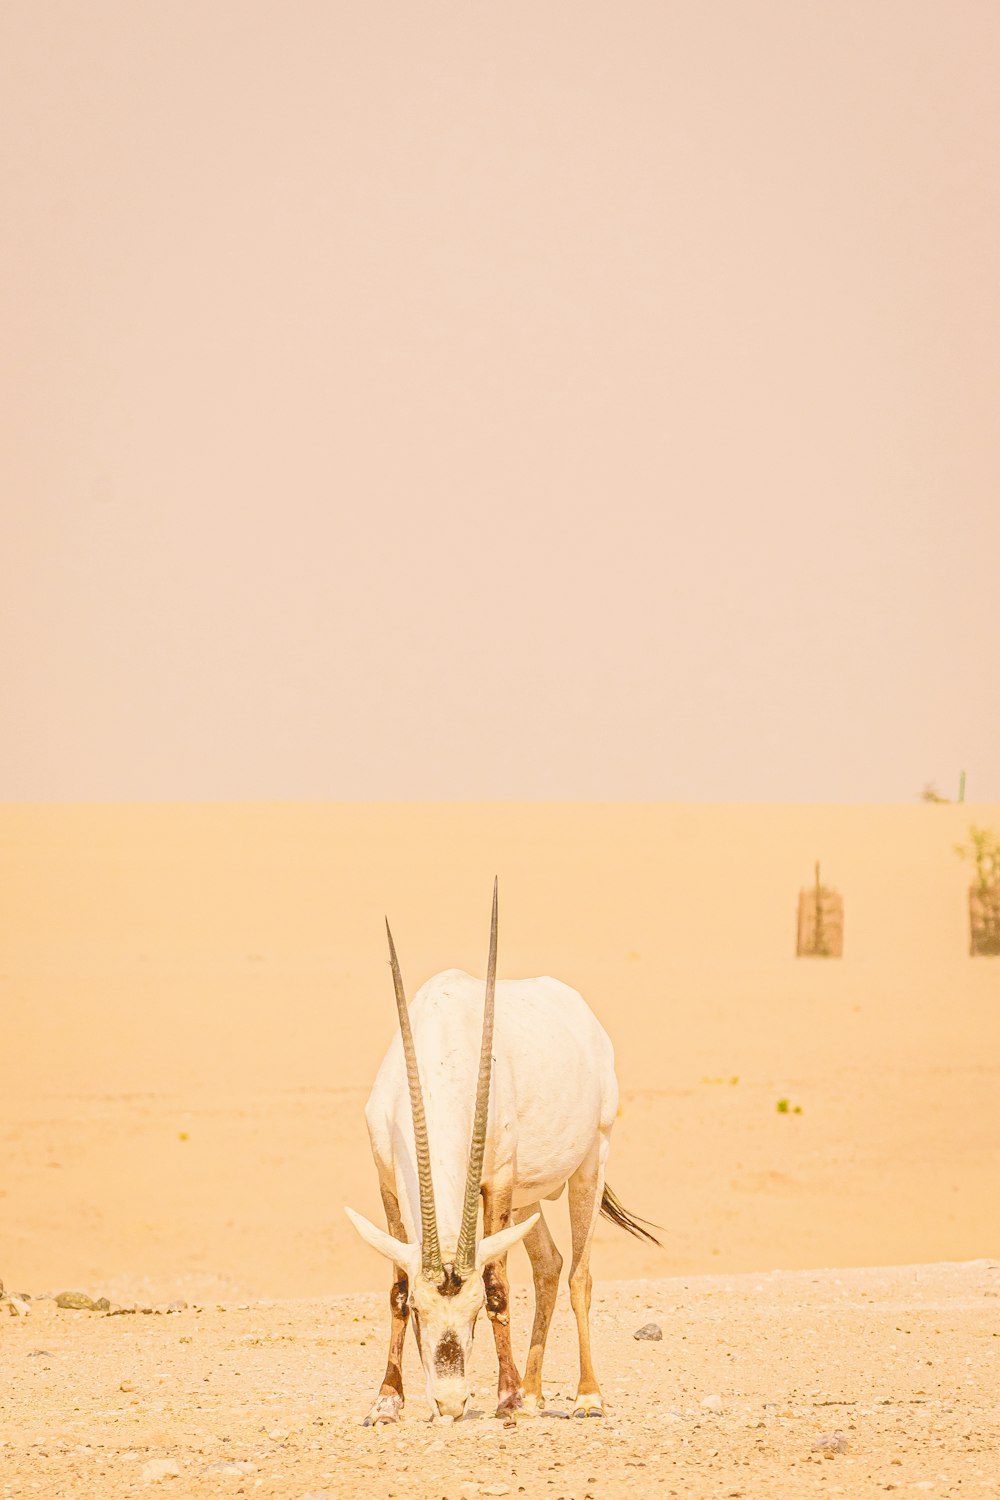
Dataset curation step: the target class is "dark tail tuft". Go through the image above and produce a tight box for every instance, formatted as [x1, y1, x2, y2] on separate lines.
[600, 1183, 662, 1246]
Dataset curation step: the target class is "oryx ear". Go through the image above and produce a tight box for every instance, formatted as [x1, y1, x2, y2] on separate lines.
[476, 1212, 540, 1270]
[345, 1207, 420, 1275]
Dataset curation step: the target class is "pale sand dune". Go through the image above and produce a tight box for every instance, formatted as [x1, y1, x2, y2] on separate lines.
[1, 802, 997, 1303]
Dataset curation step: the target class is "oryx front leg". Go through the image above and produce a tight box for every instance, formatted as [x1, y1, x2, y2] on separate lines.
[567, 1143, 609, 1418]
[364, 1187, 409, 1426]
[481, 1183, 523, 1417]
[518, 1203, 562, 1415]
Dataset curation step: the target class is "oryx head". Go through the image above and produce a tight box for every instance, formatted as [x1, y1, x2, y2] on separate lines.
[346, 883, 537, 1420]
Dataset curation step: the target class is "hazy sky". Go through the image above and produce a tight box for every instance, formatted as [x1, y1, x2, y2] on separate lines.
[2, 2, 998, 801]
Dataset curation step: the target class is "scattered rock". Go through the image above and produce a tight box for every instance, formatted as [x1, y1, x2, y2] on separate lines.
[167, 1300, 188, 1314]
[4, 1295, 31, 1317]
[812, 1429, 848, 1457]
[206, 1461, 256, 1475]
[55, 1292, 95, 1311]
[634, 1322, 663, 1341]
[27, 1349, 53, 1358]
[140, 1458, 181, 1483]
[481, 1488, 511, 1497]
[93, 1297, 111, 1312]
[701, 1394, 724, 1411]
[120, 1380, 136, 1393]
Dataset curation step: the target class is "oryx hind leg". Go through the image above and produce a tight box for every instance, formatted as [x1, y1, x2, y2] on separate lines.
[481, 1182, 523, 1417]
[363, 1184, 410, 1426]
[517, 1202, 562, 1415]
[567, 1136, 610, 1417]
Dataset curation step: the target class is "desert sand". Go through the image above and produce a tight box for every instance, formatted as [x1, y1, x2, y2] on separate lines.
[2, 1261, 999, 1498]
[2, 803, 999, 1495]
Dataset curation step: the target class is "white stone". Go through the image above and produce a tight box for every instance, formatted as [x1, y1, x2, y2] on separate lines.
[140, 1458, 181, 1483]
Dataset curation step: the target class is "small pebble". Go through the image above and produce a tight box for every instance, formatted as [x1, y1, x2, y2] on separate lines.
[633, 1323, 663, 1341]
[701, 1394, 723, 1411]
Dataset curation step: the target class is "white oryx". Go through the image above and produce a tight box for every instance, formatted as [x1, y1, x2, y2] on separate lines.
[345, 883, 658, 1424]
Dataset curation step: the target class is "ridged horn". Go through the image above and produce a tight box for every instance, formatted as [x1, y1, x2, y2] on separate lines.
[455, 879, 498, 1275]
[385, 918, 442, 1277]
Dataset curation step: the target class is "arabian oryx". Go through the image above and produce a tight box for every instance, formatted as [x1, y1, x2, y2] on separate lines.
[345, 883, 658, 1424]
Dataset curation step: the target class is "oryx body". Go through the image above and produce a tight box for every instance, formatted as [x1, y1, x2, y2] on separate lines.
[346, 890, 657, 1424]
[367, 970, 617, 1230]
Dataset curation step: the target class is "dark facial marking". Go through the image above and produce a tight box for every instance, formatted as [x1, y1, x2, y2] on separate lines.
[436, 1264, 465, 1298]
[433, 1330, 464, 1378]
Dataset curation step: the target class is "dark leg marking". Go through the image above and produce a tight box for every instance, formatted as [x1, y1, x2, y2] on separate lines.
[378, 1275, 409, 1398]
[481, 1185, 523, 1416]
[483, 1263, 509, 1322]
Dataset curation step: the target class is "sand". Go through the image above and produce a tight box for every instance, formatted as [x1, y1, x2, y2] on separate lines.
[2, 1262, 998, 1497]
[1, 802, 999, 1493]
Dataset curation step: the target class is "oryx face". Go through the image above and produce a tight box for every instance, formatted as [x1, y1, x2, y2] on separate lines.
[408, 1262, 484, 1419]
[344, 1211, 537, 1420]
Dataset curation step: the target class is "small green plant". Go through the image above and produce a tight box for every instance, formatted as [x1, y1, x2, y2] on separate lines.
[955, 825, 1000, 956]
[776, 1098, 803, 1115]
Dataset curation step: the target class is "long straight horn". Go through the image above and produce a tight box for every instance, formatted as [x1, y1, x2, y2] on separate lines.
[385, 919, 442, 1277]
[455, 879, 498, 1275]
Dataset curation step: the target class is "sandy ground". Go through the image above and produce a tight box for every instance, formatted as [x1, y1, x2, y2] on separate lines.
[1, 803, 999, 1494]
[3, 1261, 999, 1498]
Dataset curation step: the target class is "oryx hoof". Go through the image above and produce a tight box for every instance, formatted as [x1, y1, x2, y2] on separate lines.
[518, 1393, 544, 1418]
[572, 1394, 605, 1418]
[495, 1389, 524, 1418]
[362, 1392, 403, 1426]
